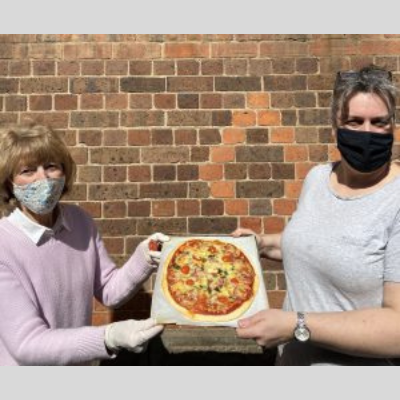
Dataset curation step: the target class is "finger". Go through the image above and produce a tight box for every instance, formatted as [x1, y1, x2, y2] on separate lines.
[151, 232, 170, 243]
[132, 318, 158, 331]
[149, 251, 161, 266]
[131, 344, 146, 354]
[232, 228, 254, 238]
[236, 325, 261, 339]
[141, 324, 164, 341]
[237, 311, 265, 328]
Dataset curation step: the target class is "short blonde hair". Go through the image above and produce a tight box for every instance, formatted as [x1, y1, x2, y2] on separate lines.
[0, 123, 76, 207]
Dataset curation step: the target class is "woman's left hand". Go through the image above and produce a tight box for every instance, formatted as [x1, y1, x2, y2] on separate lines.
[236, 309, 296, 348]
[140, 232, 170, 269]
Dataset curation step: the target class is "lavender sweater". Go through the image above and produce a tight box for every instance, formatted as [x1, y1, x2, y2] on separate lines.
[0, 204, 150, 366]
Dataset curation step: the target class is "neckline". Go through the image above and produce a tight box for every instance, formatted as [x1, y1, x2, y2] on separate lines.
[327, 162, 400, 201]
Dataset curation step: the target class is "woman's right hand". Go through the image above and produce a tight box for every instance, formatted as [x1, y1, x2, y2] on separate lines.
[232, 228, 263, 250]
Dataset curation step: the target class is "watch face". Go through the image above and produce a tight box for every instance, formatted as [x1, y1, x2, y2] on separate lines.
[294, 326, 310, 342]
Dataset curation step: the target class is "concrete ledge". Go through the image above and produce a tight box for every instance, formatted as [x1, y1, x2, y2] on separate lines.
[161, 325, 263, 354]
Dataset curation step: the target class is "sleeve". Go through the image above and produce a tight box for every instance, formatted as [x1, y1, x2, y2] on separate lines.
[91, 220, 153, 309]
[383, 212, 400, 282]
[0, 264, 112, 366]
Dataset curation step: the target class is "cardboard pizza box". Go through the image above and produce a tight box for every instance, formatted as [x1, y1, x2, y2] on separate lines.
[151, 235, 269, 327]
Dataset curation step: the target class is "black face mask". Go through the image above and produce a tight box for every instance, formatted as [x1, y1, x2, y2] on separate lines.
[337, 128, 394, 173]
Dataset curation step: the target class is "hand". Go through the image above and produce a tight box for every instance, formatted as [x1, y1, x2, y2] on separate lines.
[140, 232, 170, 269]
[231, 228, 262, 250]
[104, 318, 164, 354]
[236, 309, 296, 349]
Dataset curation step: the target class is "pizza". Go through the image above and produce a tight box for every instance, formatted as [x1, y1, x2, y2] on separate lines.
[162, 239, 259, 322]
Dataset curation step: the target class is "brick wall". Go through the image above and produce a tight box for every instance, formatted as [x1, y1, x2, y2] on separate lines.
[1, 34, 399, 326]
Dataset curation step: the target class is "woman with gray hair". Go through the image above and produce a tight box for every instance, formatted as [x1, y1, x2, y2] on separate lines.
[234, 65, 400, 365]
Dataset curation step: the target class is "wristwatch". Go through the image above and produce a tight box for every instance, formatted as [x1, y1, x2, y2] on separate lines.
[293, 312, 311, 342]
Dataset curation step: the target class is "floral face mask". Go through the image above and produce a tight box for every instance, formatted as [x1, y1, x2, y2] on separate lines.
[13, 177, 65, 215]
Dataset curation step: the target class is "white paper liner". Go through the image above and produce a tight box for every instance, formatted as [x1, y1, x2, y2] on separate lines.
[151, 235, 269, 327]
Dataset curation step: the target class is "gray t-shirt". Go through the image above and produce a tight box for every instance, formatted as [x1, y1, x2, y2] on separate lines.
[278, 163, 400, 365]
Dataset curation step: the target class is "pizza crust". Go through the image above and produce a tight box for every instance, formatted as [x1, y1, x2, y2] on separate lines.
[161, 239, 259, 323]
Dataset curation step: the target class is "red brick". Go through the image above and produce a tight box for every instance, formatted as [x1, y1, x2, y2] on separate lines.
[232, 111, 256, 127]
[260, 41, 309, 56]
[222, 128, 246, 144]
[21, 112, 68, 129]
[78, 130, 102, 146]
[154, 94, 176, 109]
[105, 60, 128, 75]
[263, 217, 285, 233]
[78, 166, 101, 183]
[258, 110, 281, 126]
[106, 94, 128, 110]
[103, 166, 127, 182]
[247, 93, 270, 109]
[80, 94, 104, 110]
[273, 199, 297, 216]
[200, 93, 222, 109]
[33, 61, 55, 75]
[199, 165, 223, 181]
[177, 200, 200, 216]
[64, 43, 112, 59]
[104, 201, 127, 218]
[5, 96, 27, 111]
[81, 60, 104, 75]
[103, 237, 124, 255]
[296, 162, 317, 179]
[211, 147, 235, 163]
[153, 201, 175, 217]
[211, 182, 235, 198]
[129, 94, 152, 110]
[103, 130, 127, 146]
[113, 43, 161, 59]
[212, 43, 258, 58]
[177, 60, 200, 75]
[128, 129, 151, 146]
[285, 145, 308, 162]
[57, 61, 80, 76]
[28, 44, 61, 59]
[165, 43, 209, 58]
[175, 129, 197, 145]
[29, 95, 52, 111]
[310, 39, 359, 56]
[271, 128, 295, 143]
[128, 201, 151, 217]
[267, 291, 286, 309]
[128, 166, 151, 182]
[239, 217, 262, 234]
[225, 200, 248, 216]
[285, 181, 303, 199]
[329, 145, 341, 162]
[55, 94, 78, 110]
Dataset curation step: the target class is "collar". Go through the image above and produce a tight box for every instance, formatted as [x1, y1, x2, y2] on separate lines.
[7, 205, 71, 245]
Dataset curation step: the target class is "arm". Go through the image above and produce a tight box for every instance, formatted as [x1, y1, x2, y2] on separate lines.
[94, 229, 169, 308]
[237, 282, 400, 358]
[232, 228, 283, 261]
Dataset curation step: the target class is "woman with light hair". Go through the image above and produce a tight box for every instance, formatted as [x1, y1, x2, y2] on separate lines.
[0, 123, 168, 365]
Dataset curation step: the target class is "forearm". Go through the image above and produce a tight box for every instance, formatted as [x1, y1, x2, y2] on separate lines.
[305, 308, 400, 358]
[259, 233, 282, 261]
[100, 245, 151, 308]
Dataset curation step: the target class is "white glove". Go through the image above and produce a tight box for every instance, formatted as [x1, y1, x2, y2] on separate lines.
[140, 232, 170, 269]
[104, 318, 163, 354]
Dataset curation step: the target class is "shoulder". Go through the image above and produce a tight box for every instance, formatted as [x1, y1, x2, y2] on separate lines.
[302, 163, 332, 187]
[61, 204, 96, 230]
